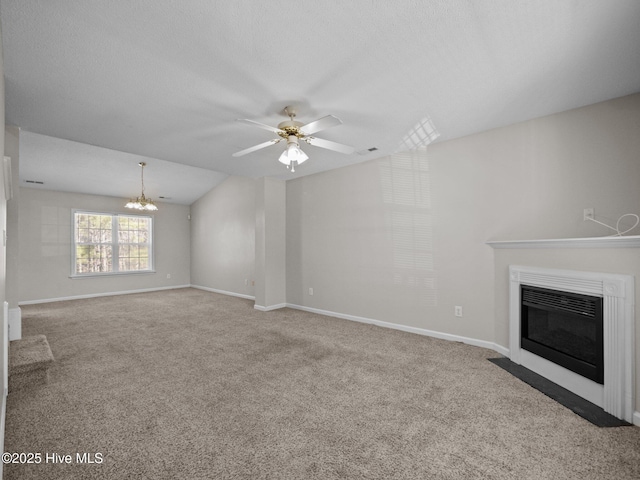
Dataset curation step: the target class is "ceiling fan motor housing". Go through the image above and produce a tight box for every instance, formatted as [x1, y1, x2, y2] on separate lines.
[277, 120, 304, 138]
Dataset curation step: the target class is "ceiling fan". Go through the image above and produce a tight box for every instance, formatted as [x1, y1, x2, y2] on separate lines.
[233, 107, 354, 172]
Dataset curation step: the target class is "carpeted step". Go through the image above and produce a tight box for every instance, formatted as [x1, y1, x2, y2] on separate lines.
[9, 335, 55, 392]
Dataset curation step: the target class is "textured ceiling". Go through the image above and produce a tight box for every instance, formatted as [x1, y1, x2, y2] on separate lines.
[2, 0, 640, 203]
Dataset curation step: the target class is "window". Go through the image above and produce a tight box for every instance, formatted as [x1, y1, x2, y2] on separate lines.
[73, 211, 153, 276]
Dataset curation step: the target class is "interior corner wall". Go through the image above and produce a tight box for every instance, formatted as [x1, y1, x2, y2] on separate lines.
[17, 188, 191, 303]
[190, 176, 257, 298]
[286, 93, 640, 345]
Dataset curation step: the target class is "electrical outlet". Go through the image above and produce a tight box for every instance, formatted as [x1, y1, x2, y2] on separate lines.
[584, 208, 594, 221]
[244, 279, 248, 286]
[308, 288, 314, 296]
[166, 273, 171, 279]
[454, 306, 463, 317]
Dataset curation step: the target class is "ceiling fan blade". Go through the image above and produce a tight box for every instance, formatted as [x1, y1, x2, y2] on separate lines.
[236, 118, 283, 134]
[232, 139, 281, 157]
[305, 136, 355, 155]
[299, 115, 342, 135]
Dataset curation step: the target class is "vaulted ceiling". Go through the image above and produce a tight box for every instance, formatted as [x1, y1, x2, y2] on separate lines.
[2, 1, 639, 204]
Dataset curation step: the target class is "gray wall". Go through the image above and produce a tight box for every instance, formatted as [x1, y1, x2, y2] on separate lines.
[189, 175, 287, 309]
[5, 127, 19, 310]
[190, 176, 257, 298]
[286, 94, 640, 344]
[0, 19, 6, 400]
[18, 188, 191, 303]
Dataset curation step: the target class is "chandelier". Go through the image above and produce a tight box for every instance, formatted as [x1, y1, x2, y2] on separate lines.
[125, 162, 158, 211]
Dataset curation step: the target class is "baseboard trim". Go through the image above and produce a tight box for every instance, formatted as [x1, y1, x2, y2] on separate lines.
[190, 285, 255, 301]
[20, 285, 511, 358]
[634, 411, 640, 427]
[492, 343, 510, 357]
[254, 303, 287, 312]
[286, 303, 508, 355]
[18, 285, 192, 306]
[192, 286, 510, 355]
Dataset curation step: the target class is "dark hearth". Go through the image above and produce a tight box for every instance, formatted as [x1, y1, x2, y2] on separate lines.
[489, 357, 630, 427]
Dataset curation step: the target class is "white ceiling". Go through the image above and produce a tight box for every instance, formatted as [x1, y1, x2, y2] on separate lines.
[2, 1, 640, 204]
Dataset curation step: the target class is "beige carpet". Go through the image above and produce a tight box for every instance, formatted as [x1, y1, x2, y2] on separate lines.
[4, 288, 640, 479]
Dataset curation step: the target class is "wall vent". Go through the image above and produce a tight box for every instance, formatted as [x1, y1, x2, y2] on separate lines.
[357, 147, 378, 155]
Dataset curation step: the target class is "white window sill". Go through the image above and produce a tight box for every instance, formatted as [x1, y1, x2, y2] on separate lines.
[69, 270, 156, 279]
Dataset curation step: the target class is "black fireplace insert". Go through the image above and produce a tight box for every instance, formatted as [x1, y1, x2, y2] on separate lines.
[520, 285, 603, 384]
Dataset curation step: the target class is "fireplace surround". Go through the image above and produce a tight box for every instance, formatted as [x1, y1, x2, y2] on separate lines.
[509, 265, 634, 422]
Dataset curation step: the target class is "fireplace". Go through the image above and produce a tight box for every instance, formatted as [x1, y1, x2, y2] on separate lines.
[520, 285, 603, 384]
[509, 265, 634, 422]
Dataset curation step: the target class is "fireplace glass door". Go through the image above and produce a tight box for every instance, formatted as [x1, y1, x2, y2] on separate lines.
[521, 285, 603, 384]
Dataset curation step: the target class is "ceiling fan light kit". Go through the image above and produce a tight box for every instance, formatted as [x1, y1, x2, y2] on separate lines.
[234, 106, 354, 172]
[125, 162, 158, 211]
[278, 136, 309, 172]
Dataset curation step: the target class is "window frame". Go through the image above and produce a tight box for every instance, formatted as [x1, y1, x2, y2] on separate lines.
[70, 209, 155, 278]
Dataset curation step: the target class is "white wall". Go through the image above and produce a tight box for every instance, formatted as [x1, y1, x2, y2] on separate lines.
[18, 188, 191, 303]
[286, 94, 640, 343]
[190, 176, 257, 298]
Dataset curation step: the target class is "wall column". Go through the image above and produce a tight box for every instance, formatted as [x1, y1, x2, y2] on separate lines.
[254, 177, 286, 310]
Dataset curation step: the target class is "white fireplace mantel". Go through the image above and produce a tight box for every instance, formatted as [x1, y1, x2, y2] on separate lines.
[509, 265, 635, 422]
[487, 235, 640, 249]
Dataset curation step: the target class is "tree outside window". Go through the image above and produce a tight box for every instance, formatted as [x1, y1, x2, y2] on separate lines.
[73, 211, 153, 276]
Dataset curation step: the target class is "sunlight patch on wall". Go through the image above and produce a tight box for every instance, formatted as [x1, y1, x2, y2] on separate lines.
[390, 212, 434, 270]
[379, 149, 437, 306]
[380, 150, 431, 208]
